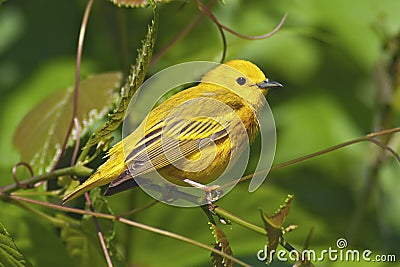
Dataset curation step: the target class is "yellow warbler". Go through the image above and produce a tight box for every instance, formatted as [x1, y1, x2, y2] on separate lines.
[62, 60, 282, 204]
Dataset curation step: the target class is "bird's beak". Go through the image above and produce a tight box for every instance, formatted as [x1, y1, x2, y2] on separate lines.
[257, 79, 283, 89]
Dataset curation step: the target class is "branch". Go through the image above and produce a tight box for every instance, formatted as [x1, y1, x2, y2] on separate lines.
[150, 0, 218, 66]
[229, 127, 400, 188]
[195, 0, 287, 40]
[53, 0, 94, 169]
[84, 192, 113, 267]
[0, 165, 93, 194]
[1, 194, 251, 267]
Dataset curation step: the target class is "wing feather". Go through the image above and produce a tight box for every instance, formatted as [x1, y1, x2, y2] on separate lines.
[109, 88, 247, 188]
[109, 117, 228, 187]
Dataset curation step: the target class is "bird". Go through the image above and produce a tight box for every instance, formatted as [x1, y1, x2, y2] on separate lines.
[62, 59, 282, 204]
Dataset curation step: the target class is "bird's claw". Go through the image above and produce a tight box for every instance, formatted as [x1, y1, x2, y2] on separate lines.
[183, 178, 223, 208]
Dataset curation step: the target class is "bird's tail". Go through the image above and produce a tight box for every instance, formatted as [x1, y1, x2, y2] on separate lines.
[62, 171, 106, 204]
[62, 141, 131, 204]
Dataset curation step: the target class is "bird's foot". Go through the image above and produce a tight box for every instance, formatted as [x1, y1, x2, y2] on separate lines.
[183, 179, 222, 210]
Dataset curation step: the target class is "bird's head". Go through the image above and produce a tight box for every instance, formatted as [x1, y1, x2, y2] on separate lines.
[201, 59, 282, 109]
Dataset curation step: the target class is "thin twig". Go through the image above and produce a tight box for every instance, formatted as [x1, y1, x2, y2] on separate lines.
[150, 0, 217, 66]
[0, 165, 93, 194]
[71, 117, 81, 165]
[216, 127, 400, 191]
[193, 0, 227, 62]
[1, 194, 250, 267]
[53, 0, 93, 169]
[195, 0, 287, 40]
[12, 162, 34, 190]
[213, 206, 266, 235]
[4, 128, 398, 199]
[220, 13, 287, 40]
[11, 197, 79, 229]
[67, 3, 113, 265]
[367, 137, 400, 163]
[233, 127, 400, 187]
[117, 200, 159, 217]
[84, 192, 114, 267]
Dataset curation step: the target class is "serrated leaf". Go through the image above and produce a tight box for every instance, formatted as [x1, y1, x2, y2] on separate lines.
[265, 194, 294, 228]
[209, 222, 233, 267]
[109, 0, 169, 8]
[13, 72, 122, 174]
[260, 194, 294, 263]
[0, 222, 32, 267]
[83, 0, 158, 155]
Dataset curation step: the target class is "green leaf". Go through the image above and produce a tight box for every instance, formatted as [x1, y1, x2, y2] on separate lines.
[57, 214, 109, 267]
[209, 222, 233, 267]
[263, 194, 294, 229]
[13, 72, 122, 174]
[0, 222, 32, 267]
[260, 194, 294, 263]
[82, 0, 158, 157]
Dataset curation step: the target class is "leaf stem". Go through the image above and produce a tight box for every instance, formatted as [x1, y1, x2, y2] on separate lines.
[218, 127, 400, 190]
[84, 192, 114, 267]
[195, 0, 287, 40]
[54, 0, 93, 169]
[1, 194, 250, 267]
[213, 206, 266, 235]
[0, 165, 93, 194]
[77, 0, 159, 165]
[116, 200, 159, 218]
[150, 0, 217, 66]
[9, 197, 79, 229]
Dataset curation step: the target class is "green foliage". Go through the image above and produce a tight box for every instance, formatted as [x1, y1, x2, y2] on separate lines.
[0, 222, 32, 267]
[260, 195, 294, 263]
[58, 214, 108, 267]
[82, 188, 121, 263]
[0, 0, 400, 266]
[209, 222, 234, 267]
[57, 189, 121, 267]
[13, 72, 122, 174]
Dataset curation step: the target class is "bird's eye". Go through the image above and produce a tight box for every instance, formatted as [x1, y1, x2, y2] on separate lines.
[236, 77, 246, 86]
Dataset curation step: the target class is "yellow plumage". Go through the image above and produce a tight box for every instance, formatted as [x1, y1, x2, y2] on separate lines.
[62, 60, 282, 204]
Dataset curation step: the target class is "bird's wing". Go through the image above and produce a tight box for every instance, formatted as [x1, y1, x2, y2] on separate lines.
[108, 116, 229, 188]
[108, 86, 248, 188]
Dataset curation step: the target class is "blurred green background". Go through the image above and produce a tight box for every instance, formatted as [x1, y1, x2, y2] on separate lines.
[1, 0, 399, 266]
